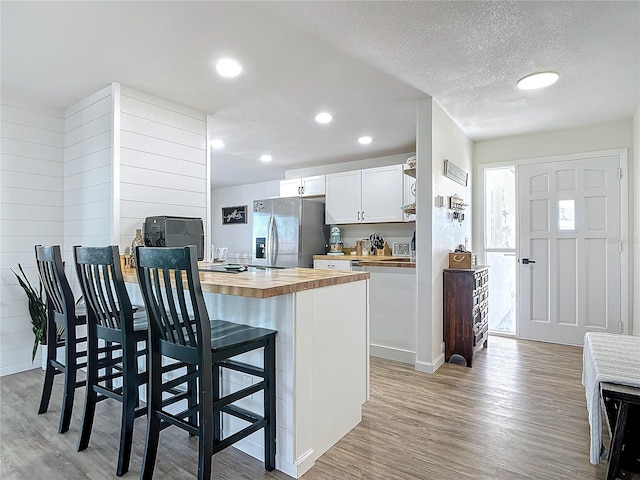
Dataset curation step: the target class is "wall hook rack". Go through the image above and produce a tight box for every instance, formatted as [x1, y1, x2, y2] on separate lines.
[449, 194, 469, 224]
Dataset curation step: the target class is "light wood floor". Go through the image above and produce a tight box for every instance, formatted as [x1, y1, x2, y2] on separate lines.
[0, 336, 627, 479]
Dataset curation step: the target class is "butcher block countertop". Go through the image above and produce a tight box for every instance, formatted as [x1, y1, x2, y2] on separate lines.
[121, 266, 369, 299]
[313, 254, 416, 269]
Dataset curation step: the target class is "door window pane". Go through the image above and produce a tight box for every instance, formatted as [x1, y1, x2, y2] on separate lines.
[558, 200, 575, 230]
[486, 252, 516, 334]
[485, 167, 516, 248]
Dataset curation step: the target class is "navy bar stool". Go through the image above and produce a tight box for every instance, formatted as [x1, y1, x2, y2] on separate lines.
[73, 245, 148, 476]
[134, 245, 277, 480]
[35, 245, 87, 434]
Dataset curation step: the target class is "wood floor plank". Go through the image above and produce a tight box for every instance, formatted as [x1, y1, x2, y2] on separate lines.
[1, 336, 634, 479]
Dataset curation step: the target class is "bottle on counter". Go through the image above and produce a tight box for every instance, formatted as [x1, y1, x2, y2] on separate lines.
[410, 231, 416, 263]
[130, 228, 145, 266]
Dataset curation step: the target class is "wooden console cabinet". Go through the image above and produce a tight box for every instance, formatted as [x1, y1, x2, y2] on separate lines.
[443, 266, 489, 367]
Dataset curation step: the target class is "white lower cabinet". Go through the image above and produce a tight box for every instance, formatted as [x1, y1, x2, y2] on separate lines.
[313, 259, 353, 271]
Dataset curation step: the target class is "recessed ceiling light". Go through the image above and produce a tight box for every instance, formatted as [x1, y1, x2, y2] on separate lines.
[260, 154, 273, 162]
[216, 58, 242, 78]
[358, 136, 373, 145]
[210, 139, 225, 149]
[315, 112, 333, 124]
[517, 71, 559, 90]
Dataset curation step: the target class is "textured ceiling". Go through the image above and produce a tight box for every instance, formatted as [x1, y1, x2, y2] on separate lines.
[2, 1, 638, 188]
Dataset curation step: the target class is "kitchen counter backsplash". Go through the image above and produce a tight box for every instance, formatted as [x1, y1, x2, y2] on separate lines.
[338, 223, 414, 254]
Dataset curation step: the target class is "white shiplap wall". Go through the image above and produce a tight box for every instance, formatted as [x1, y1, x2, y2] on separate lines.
[0, 101, 65, 375]
[63, 85, 114, 295]
[118, 86, 207, 253]
[1, 84, 209, 376]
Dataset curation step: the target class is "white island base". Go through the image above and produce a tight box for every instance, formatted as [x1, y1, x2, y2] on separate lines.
[128, 275, 369, 478]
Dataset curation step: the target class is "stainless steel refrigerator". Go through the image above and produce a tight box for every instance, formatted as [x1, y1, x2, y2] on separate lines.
[252, 197, 326, 268]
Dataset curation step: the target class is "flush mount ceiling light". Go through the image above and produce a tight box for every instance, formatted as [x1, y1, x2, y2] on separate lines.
[315, 112, 333, 124]
[210, 139, 225, 149]
[358, 136, 373, 145]
[216, 58, 242, 78]
[516, 71, 559, 90]
[260, 154, 273, 162]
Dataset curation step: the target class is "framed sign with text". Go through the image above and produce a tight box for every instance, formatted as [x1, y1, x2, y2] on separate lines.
[222, 205, 247, 224]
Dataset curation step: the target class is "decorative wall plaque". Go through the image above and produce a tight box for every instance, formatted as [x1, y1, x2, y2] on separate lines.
[444, 159, 468, 187]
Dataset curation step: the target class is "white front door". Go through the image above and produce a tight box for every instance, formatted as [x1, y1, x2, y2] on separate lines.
[517, 156, 622, 345]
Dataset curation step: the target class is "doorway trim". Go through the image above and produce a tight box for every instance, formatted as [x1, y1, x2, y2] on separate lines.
[475, 148, 629, 338]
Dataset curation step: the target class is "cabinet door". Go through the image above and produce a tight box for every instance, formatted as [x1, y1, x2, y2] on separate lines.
[301, 175, 325, 197]
[325, 171, 362, 224]
[314, 259, 352, 271]
[280, 178, 302, 197]
[361, 164, 404, 223]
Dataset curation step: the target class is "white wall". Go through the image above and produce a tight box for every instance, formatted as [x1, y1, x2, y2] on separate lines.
[474, 119, 633, 165]
[63, 85, 113, 277]
[0, 101, 65, 375]
[118, 85, 208, 253]
[211, 180, 280, 261]
[414, 97, 434, 373]
[430, 101, 473, 363]
[633, 105, 639, 336]
[413, 99, 472, 374]
[285, 152, 412, 179]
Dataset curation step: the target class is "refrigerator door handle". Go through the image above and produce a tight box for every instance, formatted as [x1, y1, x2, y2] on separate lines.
[267, 215, 277, 266]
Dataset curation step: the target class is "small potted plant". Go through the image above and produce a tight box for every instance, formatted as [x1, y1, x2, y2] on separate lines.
[11, 264, 61, 366]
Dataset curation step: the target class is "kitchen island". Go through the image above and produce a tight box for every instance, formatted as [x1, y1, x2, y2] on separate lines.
[122, 266, 370, 479]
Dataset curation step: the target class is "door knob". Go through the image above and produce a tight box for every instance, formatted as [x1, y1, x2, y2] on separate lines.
[521, 258, 536, 264]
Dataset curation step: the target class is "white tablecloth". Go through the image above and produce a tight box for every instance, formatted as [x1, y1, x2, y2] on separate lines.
[582, 332, 640, 464]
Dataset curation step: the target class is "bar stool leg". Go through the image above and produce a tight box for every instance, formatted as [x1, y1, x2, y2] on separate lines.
[212, 363, 220, 443]
[606, 401, 629, 480]
[38, 314, 58, 415]
[116, 347, 137, 476]
[187, 364, 198, 436]
[78, 333, 99, 451]
[264, 338, 276, 471]
[197, 372, 213, 480]
[59, 327, 77, 433]
[38, 344, 56, 414]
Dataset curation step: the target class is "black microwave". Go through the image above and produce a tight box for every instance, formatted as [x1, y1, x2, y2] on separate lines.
[144, 216, 204, 261]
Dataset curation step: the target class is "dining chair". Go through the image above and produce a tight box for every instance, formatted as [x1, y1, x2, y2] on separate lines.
[73, 245, 148, 476]
[134, 245, 277, 480]
[34, 245, 87, 434]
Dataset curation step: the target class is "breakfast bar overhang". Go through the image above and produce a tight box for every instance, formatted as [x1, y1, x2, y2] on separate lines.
[122, 266, 370, 478]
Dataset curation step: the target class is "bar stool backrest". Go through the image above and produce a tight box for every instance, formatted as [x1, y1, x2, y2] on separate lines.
[134, 245, 211, 366]
[35, 245, 75, 322]
[73, 245, 133, 334]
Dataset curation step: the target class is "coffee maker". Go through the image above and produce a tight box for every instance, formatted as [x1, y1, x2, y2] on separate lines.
[328, 226, 344, 255]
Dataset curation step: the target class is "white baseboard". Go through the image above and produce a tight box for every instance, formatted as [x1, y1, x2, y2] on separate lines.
[414, 353, 445, 374]
[0, 361, 39, 377]
[294, 448, 315, 478]
[369, 344, 415, 364]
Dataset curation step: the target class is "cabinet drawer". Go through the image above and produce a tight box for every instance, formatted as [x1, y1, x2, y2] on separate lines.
[314, 259, 352, 271]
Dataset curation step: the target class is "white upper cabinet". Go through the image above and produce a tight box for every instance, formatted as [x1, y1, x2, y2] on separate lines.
[325, 164, 405, 224]
[361, 165, 404, 223]
[325, 170, 362, 223]
[280, 175, 325, 197]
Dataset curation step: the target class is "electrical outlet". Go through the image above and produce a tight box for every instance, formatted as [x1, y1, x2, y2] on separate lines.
[441, 342, 445, 353]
